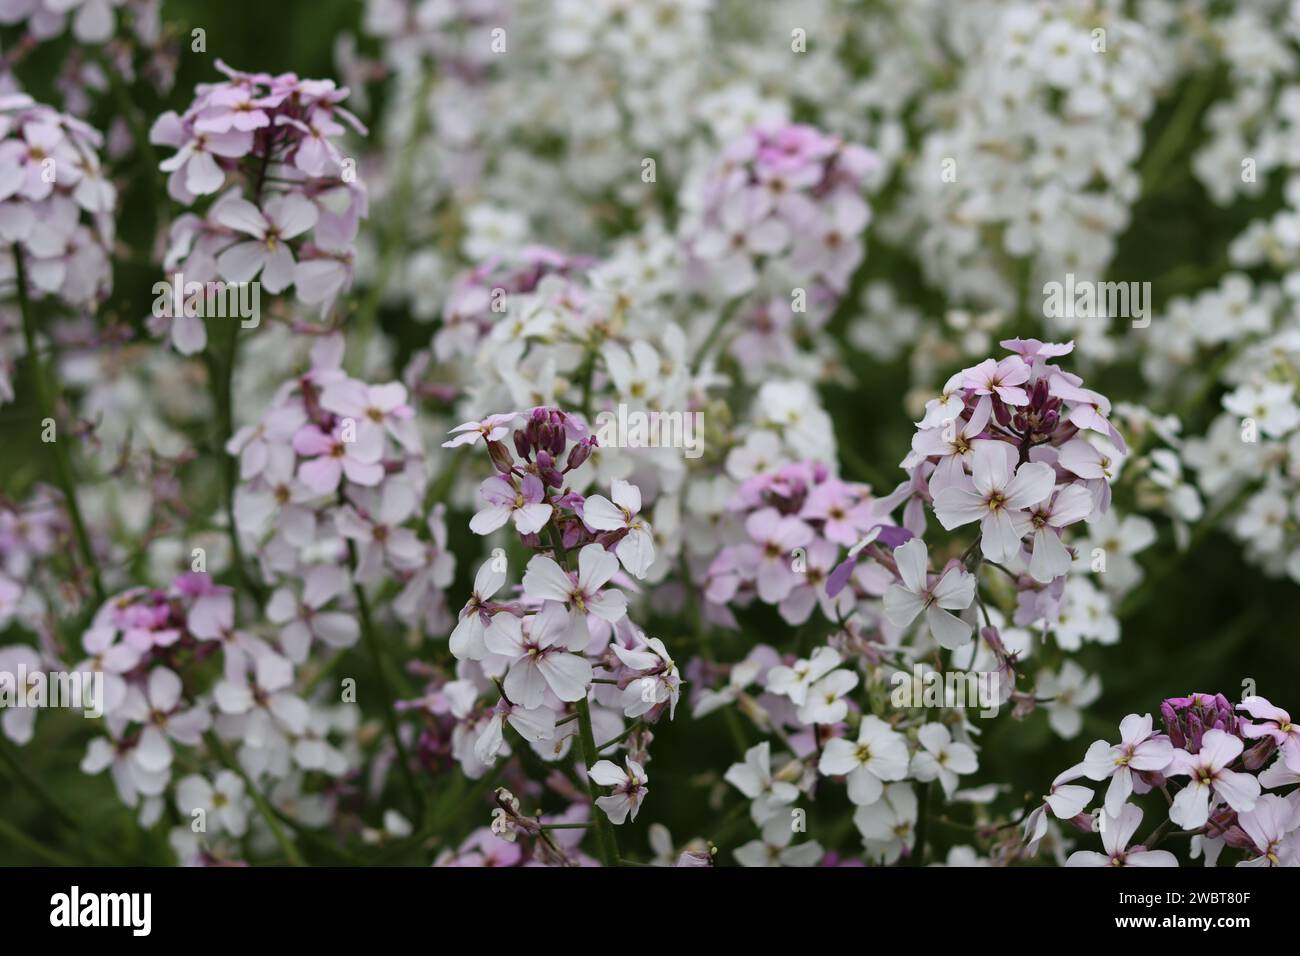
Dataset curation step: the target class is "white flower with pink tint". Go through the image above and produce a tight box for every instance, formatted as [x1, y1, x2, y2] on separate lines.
[589, 756, 649, 825]
[521, 544, 627, 643]
[335, 480, 424, 583]
[484, 602, 593, 708]
[882, 538, 976, 650]
[468, 474, 553, 536]
[933, 442, 1056, 562]
[320, 380, 417, 449]
[442, 413, 519, 449]
[292, 421, 385, 494]
[1025, 484, 1094, 583]
[1238, 696, 1300, 772]
[1235, 795, 1300, 867]
[214, 193, 319, 293]
[265, 565, 359, 663]
[582, 479, 655, 579]
[120, 668, 211, 775]
[962, 356, 1031, 406]
[1167, 729, 1261, 829]
[1082, 713, 1175, 817]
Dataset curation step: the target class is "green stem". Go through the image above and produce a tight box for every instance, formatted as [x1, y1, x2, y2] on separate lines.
[348, 541, 425, 817]
[691, 298, 743, 374]
[205, 732, 305, 866]
[14, 245, 104, 605]
[911, 781, 931, 866]
[1141, 71, 1217, 192]
[0, 816, 78, 866]
[575, 696, 620, 867]
[594, 720, 644, 753]
[210, 320, 264, 603]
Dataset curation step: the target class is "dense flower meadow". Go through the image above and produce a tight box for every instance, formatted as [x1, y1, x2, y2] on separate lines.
[1, 0, 1299, 869]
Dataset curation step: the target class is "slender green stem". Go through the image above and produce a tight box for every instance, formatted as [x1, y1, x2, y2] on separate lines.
[691, 298, 743, 375]
[1141, 71, 1217, 192]
[911, 781, 931, 866]
[594, 719, 644, 753]
[210, 320, 264, 603]
[575, 696, 620, 867]
[205, 732, 305, 866]
[14, 245, 103, 605]
[0, 816, 78, 866]
[348, 541, 425, 817]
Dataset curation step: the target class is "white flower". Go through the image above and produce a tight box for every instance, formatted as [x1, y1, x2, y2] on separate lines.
[1224, 381, 1300, 439]
[521, 543, 628, 645]
[853, 782, 917, 864]
[1037, 661, 1101, 739]
[724, 742, 799, 823]
[909, 723, 978, 797]
[766, 646, 841, 707]
[796, 667, 858, 725]
[449, 557, 508, 661]
[818, 715, 910, 806]
[734, 816, 823, 867]
[175, 771, 248, 838]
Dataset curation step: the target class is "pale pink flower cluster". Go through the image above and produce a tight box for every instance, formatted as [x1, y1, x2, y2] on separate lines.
[428, 406, 673, 835]
[703, 461, 886, 627]
[150, 61, 368, 352]
[0, 94, 114, 307]
[1027, 693, 1300, 867]
[228, 335, 454, 639]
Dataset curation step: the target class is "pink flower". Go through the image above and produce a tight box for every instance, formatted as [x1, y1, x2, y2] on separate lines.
[1065, 805, 1177, 867]
[1167, 729, 1261, 829]
[292, 421, 385, 494]
[741, 507, 814, 603]
[798, 479, 876, 546]
[468, 474, 553, 536]
[932, 442, 1056, 562]
[194, 85, 284, 134]
[962, 356, 1031, 406]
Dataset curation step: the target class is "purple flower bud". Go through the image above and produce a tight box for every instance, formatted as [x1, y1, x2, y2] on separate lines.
[566, 438, 594, 471]
[487, 440, 515, 475]
[513, 428, 531, 460]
